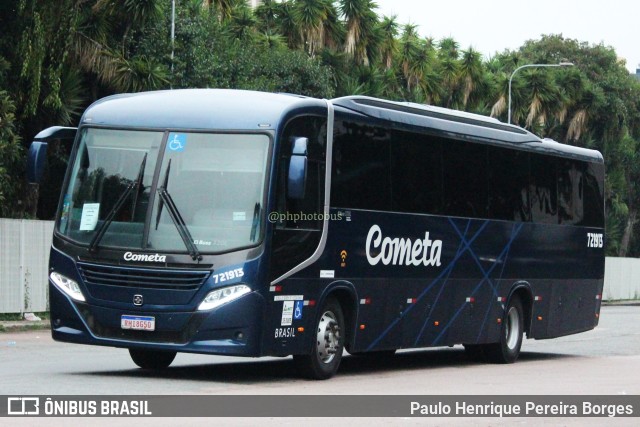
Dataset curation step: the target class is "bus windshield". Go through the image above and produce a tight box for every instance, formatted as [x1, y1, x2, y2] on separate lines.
[58, 128, 270, 254]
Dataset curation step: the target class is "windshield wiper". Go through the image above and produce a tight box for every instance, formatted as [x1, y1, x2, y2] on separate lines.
[250, 202, 261, 242]
[154, 158, 172, 230]
[129, 153, 147, 221]
[89, 153, 147, 253]
[155, 160, 203, 261]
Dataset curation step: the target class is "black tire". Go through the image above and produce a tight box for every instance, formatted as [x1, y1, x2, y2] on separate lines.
[129, 349, 177, 370]
[294, 297, 345, 380]
[484, 297, 524, 364]
[463, 344, 486, 362]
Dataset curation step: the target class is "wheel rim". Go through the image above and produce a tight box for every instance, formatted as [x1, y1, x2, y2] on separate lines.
[505, 306, 520, 350]
[316, 310, 340, 364]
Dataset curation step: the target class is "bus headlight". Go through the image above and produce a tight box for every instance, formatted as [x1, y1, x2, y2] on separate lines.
[50, 272, 86, 302]
[198, 285, 250, 311]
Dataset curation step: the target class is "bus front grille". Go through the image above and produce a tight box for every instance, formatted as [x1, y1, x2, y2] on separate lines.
[77, 262, 210, 291]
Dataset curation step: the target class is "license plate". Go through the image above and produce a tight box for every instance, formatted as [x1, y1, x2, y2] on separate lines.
[121, 315, 155, 331]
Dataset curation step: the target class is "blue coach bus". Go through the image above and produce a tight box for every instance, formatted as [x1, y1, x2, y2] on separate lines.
[28, 89, 605, 379]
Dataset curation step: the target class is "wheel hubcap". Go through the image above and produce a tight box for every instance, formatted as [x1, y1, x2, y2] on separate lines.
[505, 306, 520, 350]
[316, 310, 340, 364]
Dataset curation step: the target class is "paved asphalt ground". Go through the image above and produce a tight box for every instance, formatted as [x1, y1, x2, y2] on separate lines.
[1, 304, 639, 426]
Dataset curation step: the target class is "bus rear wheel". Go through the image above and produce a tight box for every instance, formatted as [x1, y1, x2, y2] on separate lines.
[129, 349, 176, 370]
[294, 297, 344, 380]
[485, 297, 524, 364]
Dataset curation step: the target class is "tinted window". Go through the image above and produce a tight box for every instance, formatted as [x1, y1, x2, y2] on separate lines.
[330, 119, 602, 229]
[582, 162, 605, 227]
[488, 147, 530, 221]
[557, 159, 585, 225]
[530, 154, 558, 224]
[443, 139, 488, 218]
[332, 120, 391, 210]
[390, 131, 443, 215]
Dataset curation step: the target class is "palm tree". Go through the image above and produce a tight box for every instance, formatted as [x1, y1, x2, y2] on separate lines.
[112, 55, 169, 93]
[226, 5, 258, 41]
[457, 47, 484, 109]
[378, 15, 398, 70]
[322, 3, 345, 52]
[292, 0, 334, 56]
[340, 0, 379, 65]
[396, 33, 441, 104]
[255, 0, 280, 33]
[276, 1, 302, 49]
[93, 0, 163, 50]
[490, 71, 510, 119]
[438, 37, 459, 61]
[518, 69, 562, 130]
[358, 5, 382, 66]
[398, 24, 421, 91]
[566, 83, 604, 142]
[257, 29, 287, 50]
[204, 0, 244, 22]
[413, 40, 441, 104]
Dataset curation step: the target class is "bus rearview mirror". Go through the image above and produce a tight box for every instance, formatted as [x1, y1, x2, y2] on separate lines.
[27, 126, 77, 184]
[287, 137, 308, 200]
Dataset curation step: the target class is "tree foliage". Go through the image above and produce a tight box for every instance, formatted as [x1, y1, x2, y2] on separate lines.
[1, 1, 640, 256]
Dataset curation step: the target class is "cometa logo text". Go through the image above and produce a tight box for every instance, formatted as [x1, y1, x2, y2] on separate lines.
[365, 224, 442, 267]
[123, 252, 167, 262]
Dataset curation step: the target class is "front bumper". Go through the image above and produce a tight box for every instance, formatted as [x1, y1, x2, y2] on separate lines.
[49, 282, 265, 356]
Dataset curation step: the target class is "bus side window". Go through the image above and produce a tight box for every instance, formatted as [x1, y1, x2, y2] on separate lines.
[390, 131, 443, 215]
[530, 154, 558, 224]
[488, 147, 530, 222]
[558, 159, 585, 225]
[443, 139, 488, 219]
[331, 120, 391, 211]
[581, 162, 605, 227]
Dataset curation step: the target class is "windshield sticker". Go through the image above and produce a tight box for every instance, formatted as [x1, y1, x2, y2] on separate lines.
[60, 195, 71, 233]
[79, 203, 100, 231]
[167, 133, 186, 152]
[281, 301, 294, 326]
[233, 211, 246, 221]
[294, 300, 303, 320]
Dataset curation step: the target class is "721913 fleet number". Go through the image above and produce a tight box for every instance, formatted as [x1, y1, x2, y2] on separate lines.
[587, 233, 603, 248]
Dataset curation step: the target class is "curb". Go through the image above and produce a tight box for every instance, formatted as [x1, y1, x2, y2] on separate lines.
[0, 321, 50, 333]
[601, 301, 640, 306]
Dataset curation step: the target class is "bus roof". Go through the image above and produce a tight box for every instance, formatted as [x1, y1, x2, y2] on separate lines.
[81, 89, 326, 131]
[80, 89, 603, 163]
[332, 95, 603, 163]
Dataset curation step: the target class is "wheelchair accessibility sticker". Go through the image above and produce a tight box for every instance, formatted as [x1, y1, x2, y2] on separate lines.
[294, 300, 303, 320]
[167, 133, 186, 152]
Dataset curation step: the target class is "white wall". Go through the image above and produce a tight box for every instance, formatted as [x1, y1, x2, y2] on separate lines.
[604, 257, 640, 300]
[0, 219, 53, 313]
[0, 219, 638, 312]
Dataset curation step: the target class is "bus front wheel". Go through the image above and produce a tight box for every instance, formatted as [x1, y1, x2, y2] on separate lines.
[129, 349, 176, 370]
[294, 297, 344, 380]
[485, 297, 524, 364]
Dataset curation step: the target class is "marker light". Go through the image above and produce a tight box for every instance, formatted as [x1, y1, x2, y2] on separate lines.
[198, 285, 250, 311]
[50, 272, 85, 302]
